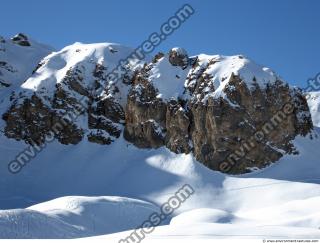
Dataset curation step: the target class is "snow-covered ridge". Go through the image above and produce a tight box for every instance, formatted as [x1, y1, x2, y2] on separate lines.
[195, 54, 279, 97]
[0, 34, 53, 91]
[147, 52, 281, 102]
[22, 42, 139, 91]
[14, 40, 282, 105]
[20, 42, 145, 103]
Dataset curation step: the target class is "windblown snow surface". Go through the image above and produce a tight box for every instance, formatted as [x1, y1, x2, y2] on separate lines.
[0, 39, 320, 239]
[307, 91, 320, 127]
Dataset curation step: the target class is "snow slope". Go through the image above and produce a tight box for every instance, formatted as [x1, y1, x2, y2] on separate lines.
[0, 34, 53, 93]
[149, 55, 190, 100]
[307, 91, 320, 126]
[194, 54, 279, 96]
[148, 53, 280, 102]
[0, 196, 159, 238]
[1, 133, 320, 238]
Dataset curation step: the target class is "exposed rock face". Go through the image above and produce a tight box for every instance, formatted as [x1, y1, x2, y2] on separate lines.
[3, 63, 129, 145]
[11, 33, 31, 47]
[124, 71, 167, 148]
[1, 43, 314, 174]
[168, 47, 189, 68]
[187, 76, 310, 173]
[123, 50, 313, 174]
[2, 94, 83, 145]
[165, 99, 191, 154]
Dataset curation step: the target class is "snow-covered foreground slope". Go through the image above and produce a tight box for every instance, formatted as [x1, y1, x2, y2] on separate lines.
[97, 223, 320, 240]
[0, 196, 159, 238]
[1, 132, 320, 238]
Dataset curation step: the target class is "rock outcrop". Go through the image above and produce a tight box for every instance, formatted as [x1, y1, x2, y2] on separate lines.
[3, 94, 84, 145]
[1, 43, 314, 174]
[123, 49, 313, 174]
[11, 33, 31, 47]
[168, 47, 189, 69]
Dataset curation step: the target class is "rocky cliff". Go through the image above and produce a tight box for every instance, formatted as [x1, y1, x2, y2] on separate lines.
[124, 49, 313, 173]
[1, 36, 313, 174]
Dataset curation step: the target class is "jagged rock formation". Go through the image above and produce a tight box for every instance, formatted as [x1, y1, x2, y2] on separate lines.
[1, 39, 314, 174]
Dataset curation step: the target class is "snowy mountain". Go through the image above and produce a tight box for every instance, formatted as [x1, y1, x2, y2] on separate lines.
[2, 43, 312, 173]
[0, 34, 320, 239]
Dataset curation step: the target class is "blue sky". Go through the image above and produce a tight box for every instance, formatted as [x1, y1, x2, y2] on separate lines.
[1, 0, 319, 87]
